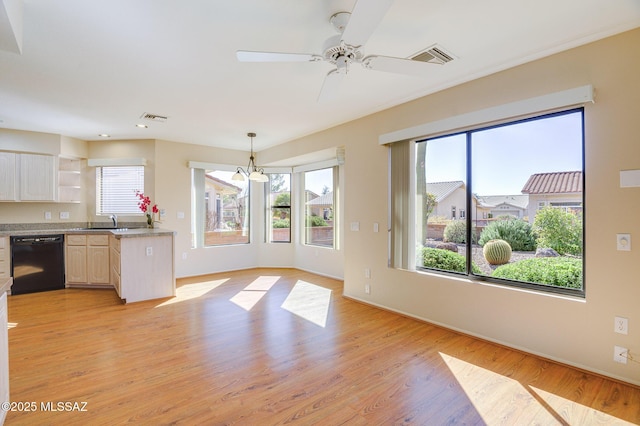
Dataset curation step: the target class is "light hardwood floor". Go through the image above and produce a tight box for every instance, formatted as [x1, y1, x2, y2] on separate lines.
[5, 268, 640, 425]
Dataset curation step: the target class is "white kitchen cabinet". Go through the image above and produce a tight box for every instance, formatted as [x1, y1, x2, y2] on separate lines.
[0, 152, 17, 201]
[19, 153, 56, 201]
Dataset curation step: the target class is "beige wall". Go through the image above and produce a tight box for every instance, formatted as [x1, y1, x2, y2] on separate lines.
[261, 28, 640, 385]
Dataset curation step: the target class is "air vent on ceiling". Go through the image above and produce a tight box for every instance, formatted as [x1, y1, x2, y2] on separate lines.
[140, 112, 168, 122]
[410, 45, 454, 65]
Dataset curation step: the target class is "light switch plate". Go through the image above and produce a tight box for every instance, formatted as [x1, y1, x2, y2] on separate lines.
[617, 234, 631, 251]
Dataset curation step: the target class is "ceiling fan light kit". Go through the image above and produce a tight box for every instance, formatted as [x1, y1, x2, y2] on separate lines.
[236, 0, 448, 102]
[232, 132, 269, 183]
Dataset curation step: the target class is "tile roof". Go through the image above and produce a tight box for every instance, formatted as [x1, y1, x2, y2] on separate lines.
[521, 171, 582, 194]
[307, 191, 333, 206]
[477, 195, 529, 209]
[425, 181, 464, 202]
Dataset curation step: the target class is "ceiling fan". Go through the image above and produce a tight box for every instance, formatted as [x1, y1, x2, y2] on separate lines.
[236, 0, 443, 102]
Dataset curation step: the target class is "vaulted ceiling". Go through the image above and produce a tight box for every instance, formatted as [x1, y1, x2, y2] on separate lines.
[1, 0, 639, 151]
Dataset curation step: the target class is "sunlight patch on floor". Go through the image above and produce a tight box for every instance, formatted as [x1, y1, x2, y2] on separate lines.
[7, 323, 17, 329]
[441, 353, 560, 424]
[441, 353, 631, 425]
[156, 278, 229, 306]
[529, 386, 635, 425]
[281, 280, 332, 327]
[230, 276, 280, 311]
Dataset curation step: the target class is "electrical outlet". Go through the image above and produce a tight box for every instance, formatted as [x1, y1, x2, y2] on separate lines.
[614, 316, 628, 335]
[146, 247, 153, 256]
[59, 211, 69, 219]
[365, 284, 371, 294]
[614, 346, 628, 364]
[364, 268, 371, 279]
[44, 211, 51, 220]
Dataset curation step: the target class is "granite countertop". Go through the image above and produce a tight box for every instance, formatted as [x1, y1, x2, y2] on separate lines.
[1, 228, 175, 238]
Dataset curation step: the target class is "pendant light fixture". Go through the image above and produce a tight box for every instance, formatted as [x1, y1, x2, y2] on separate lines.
[232, 132, 269, 182]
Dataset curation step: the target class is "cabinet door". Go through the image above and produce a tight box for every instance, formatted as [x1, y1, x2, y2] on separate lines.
[0, 152, 16, 201]
[19, 153, 56, 201]
[66, 245, 87, 283]
[88, 246, 110, 284]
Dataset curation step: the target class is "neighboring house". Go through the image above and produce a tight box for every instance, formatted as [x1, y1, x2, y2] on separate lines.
[204, 174, 244, 230]
[306, 191, 333, 220]
[521, 171, 583, 223]
[476, 195, 529, 221]
[426, 181, 472, 220]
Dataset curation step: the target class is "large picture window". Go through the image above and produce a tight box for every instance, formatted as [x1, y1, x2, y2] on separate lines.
[415, 108, 584, 295]
[304, 167, 335, 248]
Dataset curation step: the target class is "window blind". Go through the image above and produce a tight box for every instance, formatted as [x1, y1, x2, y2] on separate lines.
[96, 166, 144, 215]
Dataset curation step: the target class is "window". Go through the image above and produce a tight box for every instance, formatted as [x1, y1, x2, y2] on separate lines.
[267, 173, 291, 243]
[96, 166, 144, 215]
[415, 109, 584, 295]
[304, 167, 335, 248]
[192, 169, 249, 247]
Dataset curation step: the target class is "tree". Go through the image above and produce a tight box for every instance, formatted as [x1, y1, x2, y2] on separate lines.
[273, 192, 290, 219]
[270, 174, 287, 193]
[533, 207, 583, 255]
[321, 185, 330, 195]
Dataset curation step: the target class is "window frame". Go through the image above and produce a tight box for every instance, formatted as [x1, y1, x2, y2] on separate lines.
[302, 166, 337, 249]
[415, 108, 585, 297]
[266, 173, 292, 244]
[190, 166, 251, 248]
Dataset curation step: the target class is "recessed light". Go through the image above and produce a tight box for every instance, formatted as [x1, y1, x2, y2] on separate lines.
[136, 124, 148, 128]
[98, 134, 110, 138]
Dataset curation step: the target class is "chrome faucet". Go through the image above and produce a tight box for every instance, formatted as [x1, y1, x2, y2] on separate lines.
[109, 214, 118, 228]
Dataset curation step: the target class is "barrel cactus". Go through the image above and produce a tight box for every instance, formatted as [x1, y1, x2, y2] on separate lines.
[483, 239, 512, 265]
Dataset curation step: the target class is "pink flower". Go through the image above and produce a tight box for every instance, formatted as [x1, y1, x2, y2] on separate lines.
[135, 191, 159, 215]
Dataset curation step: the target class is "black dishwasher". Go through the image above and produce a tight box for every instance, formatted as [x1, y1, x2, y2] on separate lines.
[10, 235, 65, 295]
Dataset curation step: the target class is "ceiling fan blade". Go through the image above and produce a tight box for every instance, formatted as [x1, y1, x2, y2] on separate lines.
[363, 55, 440, 76]
[341, 0, 395, 47]
[236, 50, 321, 63]
[317, 69, 345, 102]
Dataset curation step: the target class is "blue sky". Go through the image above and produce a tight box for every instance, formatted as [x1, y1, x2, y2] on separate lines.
[423, 111, 583, 195]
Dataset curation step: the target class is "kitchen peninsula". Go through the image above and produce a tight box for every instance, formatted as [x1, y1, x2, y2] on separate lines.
[1, 227, 176, 304]
[65, 228, 176, 303]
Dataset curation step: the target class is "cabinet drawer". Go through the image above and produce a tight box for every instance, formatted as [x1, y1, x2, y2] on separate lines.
[88, 235, 109, 246]
[66, 235, 87, 246]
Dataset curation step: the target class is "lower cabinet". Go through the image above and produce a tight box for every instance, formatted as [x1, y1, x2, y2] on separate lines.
[66, 234, 110, 287]
[109, 235, 121, 297]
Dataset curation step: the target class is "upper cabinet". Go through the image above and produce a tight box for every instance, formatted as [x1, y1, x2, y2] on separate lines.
[0, 153, 16, 201]
[0, 152, 83, 203]
[19, 153, 56, 201]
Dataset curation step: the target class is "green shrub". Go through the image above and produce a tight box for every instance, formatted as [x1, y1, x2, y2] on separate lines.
[443, 221, 477, 244]
[491, 257, 582, 289]
[533, 207, 582, 255]
[306, 216, 328, 227]
[272, 219, 290, 228]
[478, 217, 536, 251]
[420, 247, 480, 274]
